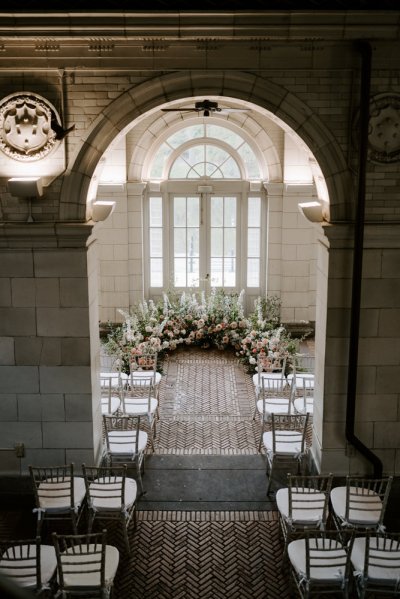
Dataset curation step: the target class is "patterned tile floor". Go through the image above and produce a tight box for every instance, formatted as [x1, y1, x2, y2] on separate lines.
[153, 346, 264, 455]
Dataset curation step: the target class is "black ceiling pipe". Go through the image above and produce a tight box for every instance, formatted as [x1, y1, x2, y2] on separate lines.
[345, 40, 383, 478]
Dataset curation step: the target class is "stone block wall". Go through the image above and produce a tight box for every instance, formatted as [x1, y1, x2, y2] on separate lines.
[0, 224, 99, 473]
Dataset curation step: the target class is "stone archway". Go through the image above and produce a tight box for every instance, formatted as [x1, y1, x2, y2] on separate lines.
[63, 70, 354, 473]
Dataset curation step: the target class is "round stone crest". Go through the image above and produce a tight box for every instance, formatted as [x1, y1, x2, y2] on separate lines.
[368, 93, 400, 163]
[0, 91, 60, 161]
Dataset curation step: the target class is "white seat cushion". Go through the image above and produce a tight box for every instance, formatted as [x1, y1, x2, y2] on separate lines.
[276, 487, 326, 525]
[288, 538, 347, 581]
[108, 430, 148, 454]
[0, 544, 57, 588]
[38, 477, 86, 511]
[351, 536, 400, 581]
[61, 544, 119, 588]
[256, 398, 290, 417]
[101, 395, 120, 415]
[263, 430, 303, 455]
[130, 371, 162, 385]
[89, 477, 137, 510]
[123, 397, 158, 415]
[294, 396, 314, 415]
[330, 486, 383, 526]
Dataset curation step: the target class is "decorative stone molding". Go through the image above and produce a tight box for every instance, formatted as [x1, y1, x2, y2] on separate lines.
[368, 94, 400, 163]
[0, 92, 60, 161]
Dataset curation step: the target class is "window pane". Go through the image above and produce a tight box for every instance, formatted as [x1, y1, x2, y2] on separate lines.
[247, 228, 260, 257]
[150, 258, 163, 287]
[220, 157, 241, 178]
[206, 144, 229, 165]
[238, 143, 261, 179]
[211, 228, 223, 256]
[206, 162, 218, 177]
[149, 143, 172, 179]
[174, 228, 186, 256]
[211, 196, 223, 227]
[174, 259, 186, 287]
[187, 197, 199, 226]
[184, 145, 204, 165]
[224, 197, 236, 226]
[167, 125, 204, 148]
[187, 164, 205, 178]
[224, 258, 236, 286]
[170, 156, 190, 178]
[187, 228, 199, 256]
[248, 197, 261, 227]
[247, 258, 260, 287]
[150, 228, 163, 257]
[210, 167, 223, 178]
[206, 125, 243, 149]
[187, 259, 199, 287]
[149, 196, 162, 226]
[224, 228, 236, 257]
[174, 197, 186, 227]
[210, 258, 223, 287]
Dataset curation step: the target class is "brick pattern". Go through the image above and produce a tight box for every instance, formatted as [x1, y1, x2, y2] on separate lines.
[114, 511, 290, 599]
[152, 348, 259, 455]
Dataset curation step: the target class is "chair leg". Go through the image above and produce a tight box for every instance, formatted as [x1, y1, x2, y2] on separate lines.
[36, 512, 44, 538]
[258, 423, 264, 452]
[87, 510, 95, 534]
[70, 510, 78, 534]
[121, 513, 131, 555]
[266, 462, 274, 495]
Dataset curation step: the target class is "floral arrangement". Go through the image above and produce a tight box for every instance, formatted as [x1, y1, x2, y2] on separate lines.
[102, 289, 298, 374]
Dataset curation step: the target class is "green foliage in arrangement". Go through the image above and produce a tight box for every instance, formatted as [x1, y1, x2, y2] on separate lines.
[102, 289, 300, 374]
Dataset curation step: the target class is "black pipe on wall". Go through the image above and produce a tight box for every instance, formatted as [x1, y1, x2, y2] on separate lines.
[345, 40, 383, 478]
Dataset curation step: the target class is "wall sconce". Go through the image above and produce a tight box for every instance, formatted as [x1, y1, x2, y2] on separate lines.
[298, 201, 326, 223]
[92, 200, 116, 222]
[8, 177, 43, 198]
[8, 177, 43, 222]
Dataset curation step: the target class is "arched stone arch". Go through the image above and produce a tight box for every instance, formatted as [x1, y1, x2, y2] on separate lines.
[60, 70, 353, 221]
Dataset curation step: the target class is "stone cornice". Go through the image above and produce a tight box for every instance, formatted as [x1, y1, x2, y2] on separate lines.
[0, 221, 93, 249]
[0, 11, 398, 41]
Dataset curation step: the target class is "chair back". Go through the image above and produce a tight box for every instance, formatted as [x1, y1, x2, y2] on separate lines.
[297, 378, 314, 413]
[52, 530, 107, 592]
[260, 375, 291, 415]
[82, 464, 127, 511]
[103, 414, 142, 459]
[291, 353, 315, 375]
[256, 353, 286, 382]
[287, 474, 332, 526]
[271, 413, 309, 455]
[124, 375, 155, 414]
[356, 532, 400, 593]
[130, 350, 158, 372]
[344, 476, 393, 527]
[29, 464, 75, 511]
[304, 530, 354, 587]
[0, 537, 41, 590]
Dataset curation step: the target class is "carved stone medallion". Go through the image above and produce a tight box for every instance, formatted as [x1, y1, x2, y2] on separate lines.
[368, 93, 400, 163]
[0, 92, 60, 161]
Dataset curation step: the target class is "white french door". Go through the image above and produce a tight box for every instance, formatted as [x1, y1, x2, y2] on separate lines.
[171, 192, 239, 293]
[146, 181, 265, 299]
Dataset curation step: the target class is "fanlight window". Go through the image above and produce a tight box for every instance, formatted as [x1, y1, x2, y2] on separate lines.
[149, 123, 260, 180]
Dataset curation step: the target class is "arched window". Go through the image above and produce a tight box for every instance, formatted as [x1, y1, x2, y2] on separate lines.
[145, 120, 265, 297]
